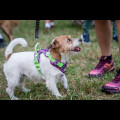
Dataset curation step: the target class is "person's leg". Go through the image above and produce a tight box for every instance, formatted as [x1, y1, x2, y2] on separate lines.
[82, 20, 93, 34]
[89, 20, 114, 77]
[81, 20, 92, 44]
[113, 21, 118, 42]
[49, 20, 55, 28]
[102, 20, 120, 94]
[95, 20, 112, 56]
[45, 20, 51, 33]
[116, 20, 120, 52]
[45, 20, 49, 24]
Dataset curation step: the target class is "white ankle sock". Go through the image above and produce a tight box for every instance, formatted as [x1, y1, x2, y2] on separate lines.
[50, 22, 55, 27]
[45, 23, 51, 29]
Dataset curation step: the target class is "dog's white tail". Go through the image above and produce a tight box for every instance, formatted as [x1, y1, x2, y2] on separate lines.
[5, 38, 28, 60]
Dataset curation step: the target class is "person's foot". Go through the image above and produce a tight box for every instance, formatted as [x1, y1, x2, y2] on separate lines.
[113, 35, 118, 42]
[45, 23, 51, 33]
[0, 38, 6, 48]
[88, 56, 115, 78]
[102, 69, 120, 94]
[45, 28, 50, 33]
[81, 33, 91, 44]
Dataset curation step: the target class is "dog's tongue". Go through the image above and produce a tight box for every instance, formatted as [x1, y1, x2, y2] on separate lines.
[74, 47, 81, 52]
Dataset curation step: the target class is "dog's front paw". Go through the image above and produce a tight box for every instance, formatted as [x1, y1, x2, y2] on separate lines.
[56, 95, 63, 100]
[11, 96, 19, 100]
[64, 85, 69, 90]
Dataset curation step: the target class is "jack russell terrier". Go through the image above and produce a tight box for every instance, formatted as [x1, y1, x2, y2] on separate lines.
[3, 35, 82, 100]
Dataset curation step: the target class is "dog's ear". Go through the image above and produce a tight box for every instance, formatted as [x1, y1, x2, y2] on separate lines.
[47, 44, 52, 49]
[47, 40, 60, 49]
[52, 40, 60, 49]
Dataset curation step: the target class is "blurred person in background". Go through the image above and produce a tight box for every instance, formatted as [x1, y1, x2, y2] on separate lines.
[81, 20, 118, 44]
[45, 20, 55, 33]
[0, 33, 5, 48]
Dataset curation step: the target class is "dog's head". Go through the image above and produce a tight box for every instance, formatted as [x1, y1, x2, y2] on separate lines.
[48, 35, 82, 54]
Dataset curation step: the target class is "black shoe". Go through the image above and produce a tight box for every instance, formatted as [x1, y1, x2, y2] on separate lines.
[113, 35, 118, 42]
[0, 38, 6, 48]
[81, 33, 91, 44]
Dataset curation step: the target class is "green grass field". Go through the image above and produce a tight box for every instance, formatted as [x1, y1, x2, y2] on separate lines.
[0, 20, 120, 100]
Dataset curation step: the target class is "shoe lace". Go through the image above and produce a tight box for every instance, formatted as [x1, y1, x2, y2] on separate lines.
[95, 56, 107, 69]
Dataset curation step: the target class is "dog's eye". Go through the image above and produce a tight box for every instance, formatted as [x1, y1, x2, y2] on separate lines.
[67, 38, 71, 42]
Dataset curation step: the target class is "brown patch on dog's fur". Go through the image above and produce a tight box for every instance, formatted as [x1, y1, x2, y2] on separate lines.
[0, 20, 19, 42]
[7, 53, 12, 61]
[50, 49, 61, 62]
[48, 35, 74, 62]
[50, 40, 61, 61]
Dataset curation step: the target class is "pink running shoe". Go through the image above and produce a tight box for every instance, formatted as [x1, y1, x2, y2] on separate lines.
[102, 69, 120, 94]
[89, 56, 115, 78]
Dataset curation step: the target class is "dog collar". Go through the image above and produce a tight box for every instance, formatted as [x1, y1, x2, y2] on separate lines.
[34, 43, 67, 75]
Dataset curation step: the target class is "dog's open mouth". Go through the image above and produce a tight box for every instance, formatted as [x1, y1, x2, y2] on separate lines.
[71, 46, 81, 52]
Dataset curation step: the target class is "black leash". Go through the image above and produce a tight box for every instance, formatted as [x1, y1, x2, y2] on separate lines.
[35, 20, 40, 41]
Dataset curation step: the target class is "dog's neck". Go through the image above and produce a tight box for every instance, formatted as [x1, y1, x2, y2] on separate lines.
[60, 53, 69, 63]
[50, 48, 69, 63]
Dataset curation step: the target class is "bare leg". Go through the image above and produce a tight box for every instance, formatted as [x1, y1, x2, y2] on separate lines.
[45, 20, 50, 24]
[50, 20, 54, 22]
[44, 20, 50, 33]
[115, 20, 120, 54]
[94, 20, 112, 56]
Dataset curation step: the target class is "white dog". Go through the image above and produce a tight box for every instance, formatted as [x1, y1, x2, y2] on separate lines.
[3, 35, 82, 100]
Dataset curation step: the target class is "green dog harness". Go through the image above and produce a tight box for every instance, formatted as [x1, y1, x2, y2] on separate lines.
[34, 43, 67, 78]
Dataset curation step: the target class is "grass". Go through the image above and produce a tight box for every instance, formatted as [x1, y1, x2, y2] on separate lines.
[0, 20, 120, 100]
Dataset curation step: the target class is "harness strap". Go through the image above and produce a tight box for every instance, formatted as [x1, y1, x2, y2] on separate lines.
[45, 52, 64, 68]
[34, 43, 44, 78]
[34, 43, 67, 77]
[37, 49, 67, 74]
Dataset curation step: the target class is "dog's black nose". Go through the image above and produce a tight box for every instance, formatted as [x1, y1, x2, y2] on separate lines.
[78, 38, 82, 42]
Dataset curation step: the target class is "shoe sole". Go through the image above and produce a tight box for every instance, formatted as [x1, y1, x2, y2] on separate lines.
[102, 88, 120, 94]
[88, 67, 115, 78]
